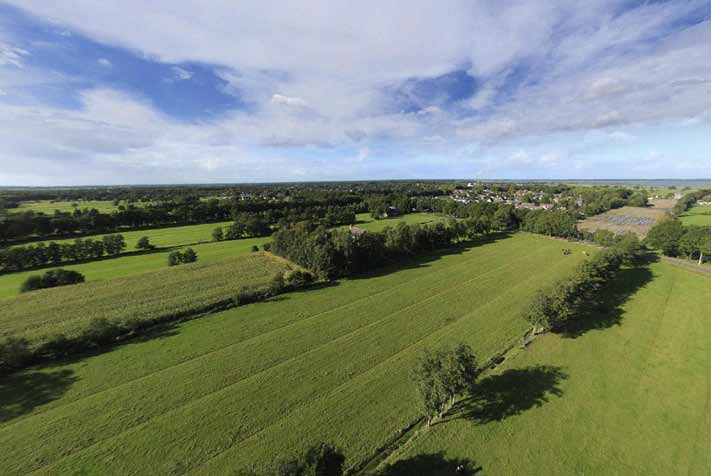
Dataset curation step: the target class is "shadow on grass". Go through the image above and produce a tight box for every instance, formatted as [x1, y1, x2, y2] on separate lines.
[445, 365, 567, 425]
[347, 232, 513, 281]
[558, 253, 657, 339]
[376, 452, 482, 476]
[0, 368, 77, 423]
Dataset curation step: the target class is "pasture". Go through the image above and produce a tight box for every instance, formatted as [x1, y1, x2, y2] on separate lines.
[0, 234, 592, 476]
[383, 261, 711, 476]
[10, 200, 121, 214]
[680, 204, 711, 226]
[0, 213, 443, 300]
[0, 252, 289, 348]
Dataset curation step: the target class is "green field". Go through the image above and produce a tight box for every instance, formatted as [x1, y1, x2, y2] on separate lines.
[680, 204, 711, 226]
[351, 212, 449, 232]
[0, 213, 443, 300]
[0, 252, 289, 348]
[383, 261, 711, 476]
[0, 234, 592, 476]
[11, 200, 121, 214]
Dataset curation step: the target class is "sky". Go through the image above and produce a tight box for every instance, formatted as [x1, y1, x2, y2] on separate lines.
[0, 1, 710, 185]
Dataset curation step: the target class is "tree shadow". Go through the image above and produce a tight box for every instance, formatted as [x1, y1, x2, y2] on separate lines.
[446, 365, 567, 425]
[557, 254, 657, 339]
[376, 452, 482, 476]
[0, 368, 77, 423]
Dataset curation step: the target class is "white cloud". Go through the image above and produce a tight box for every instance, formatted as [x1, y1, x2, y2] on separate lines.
[97, 58, 112, 67]
[170, 66, 193, 80]
[0, 42, 30, 68]
[271, 94, 307, 108]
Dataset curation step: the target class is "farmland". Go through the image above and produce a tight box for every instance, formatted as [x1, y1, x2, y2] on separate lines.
[680, 204, 711, 226]
[577, 200, 673, 238]
[0, 252, 289, 348]
[383, 261, 711, 476]
[10, 200, 121, 214]
[0, 213, 443, 300]
[0, 233, 592, 476]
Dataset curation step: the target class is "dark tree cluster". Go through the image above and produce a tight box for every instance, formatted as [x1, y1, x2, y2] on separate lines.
[646, 219, 711, 263]
[167, 248, 198, 266]
[239, 442, 345, 476]
[271, 221, 465, 280]
[0, 235, 126, 272]
[20, 269, 85, 293]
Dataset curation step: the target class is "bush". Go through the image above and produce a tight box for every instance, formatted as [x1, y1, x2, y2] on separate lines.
[136, 236, 155, 250]
[262, 242, 272, 252]
[182, 248, 198, 263]
[20, 269, 85, 293]
[168, 248, 198, 266]
[251, 245, 259, 252]
[212, 227, 224, 242]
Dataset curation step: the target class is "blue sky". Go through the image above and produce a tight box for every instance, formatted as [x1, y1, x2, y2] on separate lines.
[1, 0, 710, 185]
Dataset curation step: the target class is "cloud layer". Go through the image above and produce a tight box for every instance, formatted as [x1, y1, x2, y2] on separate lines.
[1, 1, 711, 184]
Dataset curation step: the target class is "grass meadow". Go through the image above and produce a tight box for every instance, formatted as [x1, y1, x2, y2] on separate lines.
[0, 213, 443, 299]
[680, 204, 711, 226]
[11, 200, 121, 214]
[0, 252, 289, 348]
[382, 261, 711, 476]
[0, 233, 591, 476]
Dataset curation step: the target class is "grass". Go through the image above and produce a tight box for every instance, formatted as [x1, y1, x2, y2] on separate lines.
[383, 261, 711, 476]
[351, 212, 449, 232]
[577, 204, 670, 238]
[680, 204, 711, 226]
[0, 234, 592, 476]
[0, 213, 443, 300]
[10, 200, 121, 214]
[0, 252, 290, 348]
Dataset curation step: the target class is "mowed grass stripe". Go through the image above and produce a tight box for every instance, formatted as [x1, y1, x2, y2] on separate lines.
[26, 241, 586, 476]
[0, 237, 527, 430]
[7, 238, 545, 474]
[194, 254, 580, 474]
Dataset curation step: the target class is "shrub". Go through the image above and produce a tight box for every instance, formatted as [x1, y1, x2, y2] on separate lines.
[182, 248, 198, 263]
[168, 248, 197, 266]
[212, 227, 224, 242]
[251, 245, 259, 253]
[20, 269, 85, 293]
[136, 236, 155, 250]
[262, 242, 272, 252]
[167, 251, 182, 266]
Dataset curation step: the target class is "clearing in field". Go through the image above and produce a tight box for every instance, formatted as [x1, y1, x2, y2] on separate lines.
[577, 200, 673, 238]
[383, 261, 711, 476]
[10, 200, 121, 214]
[0, 233, 592, 476]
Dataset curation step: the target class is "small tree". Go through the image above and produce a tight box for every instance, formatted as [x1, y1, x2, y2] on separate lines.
[167, 251, 182, 266]
[182, 248, 198, 263]
[274, 443, 345, 476]
[212, 227, 224, 242]
[251, 245, 259, 253]
[135, 236, 154, 250]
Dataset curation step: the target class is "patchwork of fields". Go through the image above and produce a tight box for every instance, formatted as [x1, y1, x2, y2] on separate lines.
[384, 261, 711, 476]
[577, 201, 673, 238]
[0, 213, 445, 300]
[0, 234, 591, 476]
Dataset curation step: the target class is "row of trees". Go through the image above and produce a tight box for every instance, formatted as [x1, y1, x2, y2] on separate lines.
[524, 241, 640, 333]
[672, 189, 711, 216]
[271, 221, 465, 280]
[646, 219, 711, 263]
[0, 234, 127, 272]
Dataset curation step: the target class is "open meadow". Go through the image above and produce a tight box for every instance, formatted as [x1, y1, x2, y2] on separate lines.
[0, 213, 443, 300]
[0, 233, 592, 476]
[10, 200, 121, 214]
[383, 261, 711, 476]
[680, 204, 711, 226]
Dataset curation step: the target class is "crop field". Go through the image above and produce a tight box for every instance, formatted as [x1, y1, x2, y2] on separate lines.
[680, 204, 711, 226]
[577, 201, 673, 238]
[0, 252, 289, 348]
[384, 261, 711, 476]
[0, 213, 443, 300]
[10, 200, 122, 214]
[0, 234, 592, 476]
